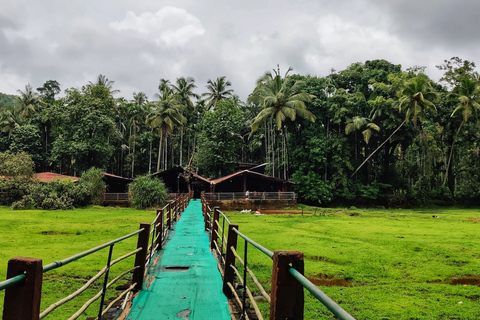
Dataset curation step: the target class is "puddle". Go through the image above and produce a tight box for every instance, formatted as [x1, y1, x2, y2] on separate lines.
[308, 274, 353, 287]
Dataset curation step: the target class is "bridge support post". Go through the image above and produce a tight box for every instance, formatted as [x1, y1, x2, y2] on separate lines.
[270, 250, 304, 320]
[167, 203, 172, 230]
[155, 209, 163, 249]
[133, 223, 151, 291]
[3, 257, 43, 320]
[222, 224, 238, 297]
[210, 207, 220, 250]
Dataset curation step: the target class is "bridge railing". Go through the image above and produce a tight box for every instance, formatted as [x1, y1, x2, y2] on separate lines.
[200, 193, 355, 320]
[204, 192, 297, 201]
[0, 191, 193, 320]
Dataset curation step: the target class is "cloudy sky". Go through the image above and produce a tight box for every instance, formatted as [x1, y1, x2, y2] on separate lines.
[0, 0, 479, 100]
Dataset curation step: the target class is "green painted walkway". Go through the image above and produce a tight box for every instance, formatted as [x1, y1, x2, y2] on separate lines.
[125, 199, 231, 320]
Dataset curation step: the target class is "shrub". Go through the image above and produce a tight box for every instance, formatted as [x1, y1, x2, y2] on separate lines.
[80, 167, 106, 205]
[129, 175, 167, 209]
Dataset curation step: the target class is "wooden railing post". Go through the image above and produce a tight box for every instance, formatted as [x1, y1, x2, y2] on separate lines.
[270, 250, 304, 320]
[204, 208, 209, 231]
[3, 257, 43, 320]
[167, 202, 172, 230]
[210, 207, 220, 249]
[133, 223, 151, 291]
[222, 224, 238, 297]
[155, 209, 163, 249]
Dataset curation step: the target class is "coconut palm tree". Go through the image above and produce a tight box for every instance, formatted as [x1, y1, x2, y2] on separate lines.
[0, 105, 21, 138]
[147, 90, 186, 172]
[345, 116, 380, 144]
[16, 84, 41, 119]
[444, 73, 480, 185]
[202, 76, 234, 111]
[351, 73, 439, 177]
[248, 66, 315, 179]
[172, 77, 199, 166]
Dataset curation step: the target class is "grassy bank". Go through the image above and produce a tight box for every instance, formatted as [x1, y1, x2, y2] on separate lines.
[225, 207, 480, 319]
[0, 206, 155, 318]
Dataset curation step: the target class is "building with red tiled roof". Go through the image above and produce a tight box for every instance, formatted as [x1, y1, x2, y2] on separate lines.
[34, 172, 80, 182]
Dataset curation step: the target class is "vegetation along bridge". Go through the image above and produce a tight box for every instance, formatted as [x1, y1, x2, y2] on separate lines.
[0, 193, 354, 319]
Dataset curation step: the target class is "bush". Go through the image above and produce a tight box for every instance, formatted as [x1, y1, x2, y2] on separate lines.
[129, 176, 167, 209]
[79, 167, 106, 205]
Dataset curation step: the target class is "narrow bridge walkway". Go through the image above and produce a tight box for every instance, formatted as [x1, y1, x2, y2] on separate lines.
[125, 199, 231, 320]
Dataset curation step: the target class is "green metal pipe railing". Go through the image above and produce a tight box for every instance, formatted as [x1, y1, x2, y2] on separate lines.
[232, 227, 274, 259]
[0, 274, 26, 291]
[43, 228, 144, 273]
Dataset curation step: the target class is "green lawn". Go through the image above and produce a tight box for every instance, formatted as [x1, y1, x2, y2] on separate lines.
[224, 207, 480, 320]
[0, 206, 155, 319]
[1, 205, 480, 319]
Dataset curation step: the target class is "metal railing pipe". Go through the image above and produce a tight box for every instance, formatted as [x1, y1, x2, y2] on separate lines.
[232, 228, 274, 259]
[42, 229, 144, 273]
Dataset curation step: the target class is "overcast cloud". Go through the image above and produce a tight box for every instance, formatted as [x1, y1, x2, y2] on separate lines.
[0, 0, 479, 100]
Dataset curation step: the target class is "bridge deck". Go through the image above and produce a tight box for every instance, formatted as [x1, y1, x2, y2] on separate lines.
[124, 199, 231, 320]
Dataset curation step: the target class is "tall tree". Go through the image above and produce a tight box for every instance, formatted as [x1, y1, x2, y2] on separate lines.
[248, 66, 315, 179]
[172, 77, 199, 166]
[147, 88, 186, 172]
[351, 73, 439, 177]
[16, 84, 41, 119]
[202, 76, 234, 111]
[444, 74, 480, 186]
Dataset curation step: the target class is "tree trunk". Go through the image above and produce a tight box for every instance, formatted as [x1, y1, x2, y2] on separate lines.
[351, 119, 406, 178]
[149, 128, 153, 174]
[283, 126, 290, 180]
[443, 120, 464, 189]
[180, 127, 184, 167]
[156, 131, 163, 172]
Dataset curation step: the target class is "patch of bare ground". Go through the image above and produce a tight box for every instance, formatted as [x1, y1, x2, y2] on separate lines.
[308, 274, 353, 287]
[260, 210, 303, 214]
[468, 218, 480, 223]
[428, 276, 480, 286]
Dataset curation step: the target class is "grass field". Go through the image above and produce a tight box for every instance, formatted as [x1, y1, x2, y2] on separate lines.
[1, 205, 479, 319]
[223, 206, 480, 319]
[0, 206, 156, 319]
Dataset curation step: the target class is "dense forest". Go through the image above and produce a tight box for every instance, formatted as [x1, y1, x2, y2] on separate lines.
[1, 57, 479, 206]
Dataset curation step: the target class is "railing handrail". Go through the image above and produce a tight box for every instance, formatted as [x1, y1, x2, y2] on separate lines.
[232, 227, 274, 259]
[0, 274, 26, 291]
[43, 228, 145, 273]
[217, 209, 231, 225]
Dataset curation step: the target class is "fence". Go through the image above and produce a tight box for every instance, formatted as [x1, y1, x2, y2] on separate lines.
[0, 191, 193, 320]
[204, 192, 297, 201]
[103, 193, 129, 201]
[200, 193, 356, 320]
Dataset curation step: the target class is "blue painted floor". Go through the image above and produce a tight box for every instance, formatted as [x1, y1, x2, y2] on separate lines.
[125, 199, 231, 319]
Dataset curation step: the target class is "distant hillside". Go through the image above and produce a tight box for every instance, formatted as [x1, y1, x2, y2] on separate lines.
[0, 92, 18, 110]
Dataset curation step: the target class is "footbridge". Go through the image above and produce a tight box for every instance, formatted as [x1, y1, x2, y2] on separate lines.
[1, 194, 355, 320]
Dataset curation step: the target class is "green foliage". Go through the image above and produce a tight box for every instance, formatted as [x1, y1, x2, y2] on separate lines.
[0, 152, 34, 177]
[195, 99, 244, 177]
[9, 168, 106, 210]
[80, 167, 106, 205]
[128, 175, 167, 209]
[8, 124, 42, 162]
